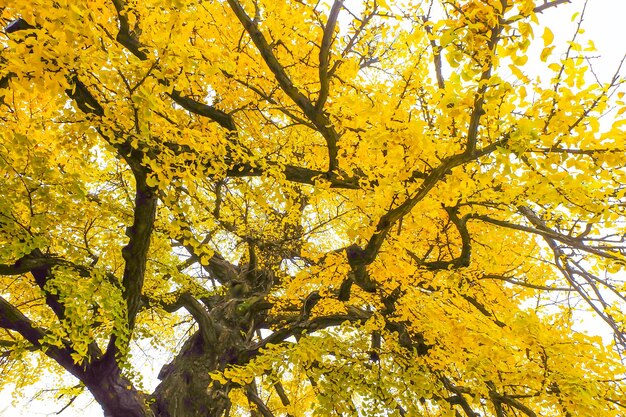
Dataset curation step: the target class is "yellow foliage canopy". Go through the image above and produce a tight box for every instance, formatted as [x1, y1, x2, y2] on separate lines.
[1, 1, 626, 416]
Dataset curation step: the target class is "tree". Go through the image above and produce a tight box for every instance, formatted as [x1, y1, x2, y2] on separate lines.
[1, 0, 626, 415]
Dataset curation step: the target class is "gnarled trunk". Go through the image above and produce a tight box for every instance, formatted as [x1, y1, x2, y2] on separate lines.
[83, 358, 154, 417]
[151, 285, 268, 417]
[151, 331, 232, 417]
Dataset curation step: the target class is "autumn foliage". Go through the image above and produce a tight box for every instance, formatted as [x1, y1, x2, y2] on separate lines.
[2, 0, 626, 416]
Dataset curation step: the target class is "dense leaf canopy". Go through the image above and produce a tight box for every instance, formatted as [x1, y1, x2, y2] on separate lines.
[1, 0, 626, 416]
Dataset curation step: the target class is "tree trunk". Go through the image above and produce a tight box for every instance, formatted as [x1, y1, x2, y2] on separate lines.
[151, 331, 231, 417]
[83, 358, 154, 417]
[151, 293, 265, 417]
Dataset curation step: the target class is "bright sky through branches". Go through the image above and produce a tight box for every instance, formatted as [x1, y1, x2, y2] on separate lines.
[2, 0, 626, 416]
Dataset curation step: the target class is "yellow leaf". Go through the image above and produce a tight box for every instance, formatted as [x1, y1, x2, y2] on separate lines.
[542, 27, 554, 47]
[512, 54, 528, 66]
[146, 175, 159, 188]
[508, 64, 529, 83]
[540, 46, 555, 62]
[548, 63, 561, 72]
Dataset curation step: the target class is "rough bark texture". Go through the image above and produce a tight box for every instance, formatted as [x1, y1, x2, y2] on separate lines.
[83, 358, 154, 417]
[150, 269, 273, 417]
[152, 332, 232, 417]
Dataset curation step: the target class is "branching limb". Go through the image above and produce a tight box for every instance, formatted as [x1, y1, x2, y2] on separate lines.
[4, 18, 35, 33]
[461, 294, 507, 328]
[253, 307, 372, 352]
[272, 381, 295, 417]
[361, 139, 507, 270]
[0, 296, 84, 378]
[169, 90, 236, 131]
[518, 206, 626, 349]
[441, 377, 480, 417]
[470, 210, 623, 261]
[0, 251, 59, 276]
[172, 225, 239, 284]
[534, 0, 572, 14]
[0, 251, 117, 361]
[164, 137, 422, 189]
[117, 171, 158, 336]
[161, 137, 362, 189]
[178, 293, 218, 346]
[465, 13, 504, 154]
[338, 141, 506, 299]
[246, 384, 275, 417]
[316, 0, 343, 112]
[109, 1, 238, 133]
[422, 18, 445, 89]
[409, 206, 471, 270]
[492, 392, 538, 417]
[65, 75, 105, 116]
[110, 0, 147, 60]
[226, 0, 341, 172]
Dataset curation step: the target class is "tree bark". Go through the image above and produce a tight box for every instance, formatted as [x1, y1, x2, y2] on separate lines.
[150, 270, 273, 417]
[83, 357, 154, 417]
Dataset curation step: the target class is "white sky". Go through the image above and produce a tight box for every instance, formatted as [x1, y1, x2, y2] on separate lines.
[545, 0, 626, 80]
[2, 1, 626, 416]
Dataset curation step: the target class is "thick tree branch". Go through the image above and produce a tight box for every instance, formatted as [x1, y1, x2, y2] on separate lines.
[160, 136, 363, 190]
[110, 0, 148, 60]
[13, 250, 68, 326]
[169, 89, 236, 131]
[65, 91, 161, 356]
[172, 227, 239, 284]
[254, 307, 371, 352]
[220, 69, 318, 130]
[65, 75, 105, 116]
[338, 141, 506, 299]
[105, 4, 357, 189]
[410, 206, 471, 271]
[362, 140, 505, 267]
[316, 0, 343, 112]
[0, 251, 112, 362]
[422, 19, 445, 90]
[0, 252, 57, 276]
[109, 0, 237, 133]
[5, 18, 36, 33]
[442, 378, 479, 417]
[0, 296, 84, 378]
[226, 0, 341, 172]
[0, 72, 15, 102]
[490, 391, 538, 417]
[119, 177, 158, 334]
[246, 386, 276, 417]
[164, 140, 419, 190]
[461, 294, 507, 328]
[273, 381, 294, 415]
[178, 293, 218, 346]
[465, 15, 504, 154]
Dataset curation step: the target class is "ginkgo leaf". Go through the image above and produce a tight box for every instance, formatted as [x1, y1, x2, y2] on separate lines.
[540, 45, 555, 62]
[1, 1, 625, 417]
[542, 27, 554, 46]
